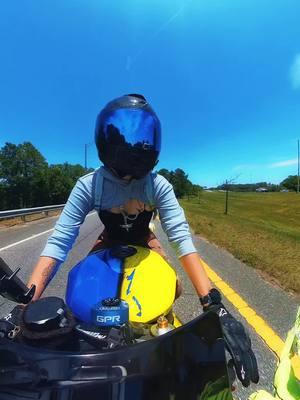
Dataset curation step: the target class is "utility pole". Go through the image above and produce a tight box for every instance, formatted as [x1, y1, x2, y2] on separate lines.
[84, 143, 93, 170]
[225, 180, 229, 215]
[84, 144, 87, 170]
[297, 139, 300, 194]
[223, 176, 238, 214]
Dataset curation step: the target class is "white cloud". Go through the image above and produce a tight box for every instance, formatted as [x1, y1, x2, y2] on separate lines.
[232, 164, 260, 171]
[234, 159, 298, 171]
[290, 54, 300, 89]
[269, 159, 298, 168]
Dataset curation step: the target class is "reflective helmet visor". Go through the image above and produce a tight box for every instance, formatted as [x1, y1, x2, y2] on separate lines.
[96, 107, 161, 178]
[99, 108, 161, 152]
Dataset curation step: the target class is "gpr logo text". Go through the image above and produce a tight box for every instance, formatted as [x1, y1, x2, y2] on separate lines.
[97, 315, 121, 323]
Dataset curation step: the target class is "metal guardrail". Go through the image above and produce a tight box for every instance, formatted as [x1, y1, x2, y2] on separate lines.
[0, 204, 65, 221]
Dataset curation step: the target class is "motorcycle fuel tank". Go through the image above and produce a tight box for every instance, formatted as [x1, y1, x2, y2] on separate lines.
[66, 249, 123, 323]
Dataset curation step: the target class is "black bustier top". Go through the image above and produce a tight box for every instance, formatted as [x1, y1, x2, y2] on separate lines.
[99, 209, 154, 243]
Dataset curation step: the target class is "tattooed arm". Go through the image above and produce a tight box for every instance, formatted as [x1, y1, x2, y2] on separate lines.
[27, 257, 57, 301]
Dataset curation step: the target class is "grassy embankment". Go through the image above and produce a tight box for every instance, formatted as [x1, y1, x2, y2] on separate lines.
[180, 192, 300, 294]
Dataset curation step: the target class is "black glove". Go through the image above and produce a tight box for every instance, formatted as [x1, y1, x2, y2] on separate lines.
[201, 289, 259, 387]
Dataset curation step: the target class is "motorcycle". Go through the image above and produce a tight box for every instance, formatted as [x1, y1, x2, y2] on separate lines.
[0, 245, 234, 400]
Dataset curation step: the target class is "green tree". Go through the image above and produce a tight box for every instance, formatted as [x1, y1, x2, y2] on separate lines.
[0, 142, 48, 208]
[157, 168, 172, 182]
[0, 142, 93, 210]
[46, 165, 74, 204]
[45, 163, 92, 204]
[281, 175, 298, 192]
[0, 180, 7, 210]
[157, 168, 196, 198]
[191, 184, 203, 196]
[172, 168, 191, 198]
[57, 163, 91, 182]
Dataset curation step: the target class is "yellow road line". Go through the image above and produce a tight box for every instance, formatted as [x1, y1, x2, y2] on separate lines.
[201, 259, 285, 358]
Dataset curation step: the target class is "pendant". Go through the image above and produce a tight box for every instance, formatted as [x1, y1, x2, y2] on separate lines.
[120, 223, 133, 232]
[120, 210, 136, 232]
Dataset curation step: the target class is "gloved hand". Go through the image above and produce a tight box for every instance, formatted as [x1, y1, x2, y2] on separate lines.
[201, 289, 259, 387]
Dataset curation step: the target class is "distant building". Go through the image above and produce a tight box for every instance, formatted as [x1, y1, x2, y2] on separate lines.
[255, 187, 268, 192]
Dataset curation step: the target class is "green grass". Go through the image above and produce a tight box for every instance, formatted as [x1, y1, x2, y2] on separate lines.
[181, 192, 300, 294]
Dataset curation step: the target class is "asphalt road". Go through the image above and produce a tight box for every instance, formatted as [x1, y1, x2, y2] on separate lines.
[0, 213, 299, 399]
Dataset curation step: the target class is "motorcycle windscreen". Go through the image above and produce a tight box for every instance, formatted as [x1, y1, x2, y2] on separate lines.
[0, 312, 233, 400]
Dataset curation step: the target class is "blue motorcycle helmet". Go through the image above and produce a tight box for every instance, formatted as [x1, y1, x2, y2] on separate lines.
[95, 94, 161, 179]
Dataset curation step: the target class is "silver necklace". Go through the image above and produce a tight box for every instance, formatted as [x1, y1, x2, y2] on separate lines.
[119, 203, 146, 232]
[119, 208, 139, 232]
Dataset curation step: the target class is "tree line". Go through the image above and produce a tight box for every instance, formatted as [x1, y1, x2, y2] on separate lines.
[157, 168, 203, 198]
[0, 141, 298, 211]
[216, 176, 299, 192]
[0, 142, 203, 211]
[0, 142, 93, 210]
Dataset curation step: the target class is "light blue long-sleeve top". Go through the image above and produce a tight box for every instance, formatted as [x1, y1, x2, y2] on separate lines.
[41, 166, 196, 261]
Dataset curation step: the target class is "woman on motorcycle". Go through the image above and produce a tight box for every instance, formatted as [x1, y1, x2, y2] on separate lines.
[29, 94, 209, 301]
[27, 94, 259, 388]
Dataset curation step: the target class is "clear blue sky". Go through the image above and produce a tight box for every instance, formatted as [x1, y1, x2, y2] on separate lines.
[0, 0, 300, 187]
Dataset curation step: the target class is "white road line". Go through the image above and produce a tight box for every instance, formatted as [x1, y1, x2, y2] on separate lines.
[0, 228, 54, 252]
[0, 212, 97, 252]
